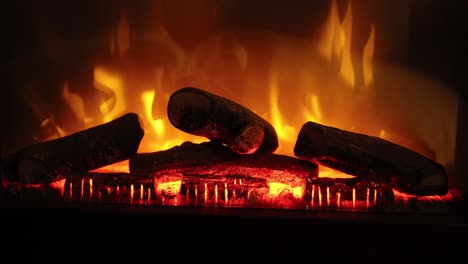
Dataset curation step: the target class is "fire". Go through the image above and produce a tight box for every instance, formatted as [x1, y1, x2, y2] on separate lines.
[338, 0, 355, 88]
[155, 179, 182, 199]
[31, 0, 459, 197]
[268, 182, 304, 199]
[318, 165, 355, 179]
[393, 188, 460, 203]
[269, 73, 296, 143]
[142, 90, 165, 137]
[93, 66, 126, 123]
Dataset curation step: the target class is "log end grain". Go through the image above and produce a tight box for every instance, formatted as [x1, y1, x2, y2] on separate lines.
[228, 125, 265, 154]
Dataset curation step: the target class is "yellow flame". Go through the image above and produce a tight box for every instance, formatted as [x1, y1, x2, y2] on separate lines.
[93, 66, 126, 122]
[339, 0, 355, 88]
[40, 116, 67, 139]
[268, 182, 304, 199]
[379, 129, 386, 139]
[317, 0, 341, 62]
[317, 0, 355, 89]
[303, 94, 323, 123]
[142, 90, 165, 137]
[318, 165, 355, 179]
[268, 73, 296, 143]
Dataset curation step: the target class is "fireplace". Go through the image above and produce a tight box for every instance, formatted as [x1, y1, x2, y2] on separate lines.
[2, 0, 468, 259]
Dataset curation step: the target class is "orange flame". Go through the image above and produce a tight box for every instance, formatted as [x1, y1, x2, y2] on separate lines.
[30, 0, 458, 186]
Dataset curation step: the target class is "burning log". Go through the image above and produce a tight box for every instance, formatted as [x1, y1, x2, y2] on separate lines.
[293, 121, 448, 196]
[129, 141, 317, 188]
[167, 87, 279, 154]
[1, 113, 145, 184]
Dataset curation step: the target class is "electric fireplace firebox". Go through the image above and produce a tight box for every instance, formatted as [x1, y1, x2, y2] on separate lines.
[2, 0, 467, 259]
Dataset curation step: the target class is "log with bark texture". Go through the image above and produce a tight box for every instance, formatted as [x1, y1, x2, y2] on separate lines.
[293, 121, 448, 195]
[167, 87, 278, 154]
[130, 141, 317, 188]
[1, 113, 144, 184]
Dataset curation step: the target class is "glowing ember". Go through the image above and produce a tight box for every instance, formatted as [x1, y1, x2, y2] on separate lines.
[268, 182, 304, 199]
[89, 178, 93, 198]
[204, 182, 208, 204]
[5, 173, 459, 213]
[140, 184, 144, 202]
[352, 188, 356, 209]
[366, 187, 370, 208]
[337, 191, 341, 208]
[155, 179, 182, 200]
[318, 186, 322, 207]
[393, 188, 460, 203]
[49, 178, 66, 197]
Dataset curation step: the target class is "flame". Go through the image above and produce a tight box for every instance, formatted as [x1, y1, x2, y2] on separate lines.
[49, 178, 66, 196]
[142, 90, 165, 137]
[338, 0, 355, 88]
[379, 129, 386, 139]
[303, 94, 322, 124]
[318, 165, 355, 179]
[317, 0, 341, 62]
[269, 73, 296, 143]
[26, 0, 457, 187]
[268, 182, 304, 199]
[94, 66, 126, 123]
[40, 115, 67, 140]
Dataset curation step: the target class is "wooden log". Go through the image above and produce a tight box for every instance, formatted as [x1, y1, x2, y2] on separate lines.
[293, 121, 448, 196]
[129, 141, 317, 188]
[167, 87, 279, 154]
[1, 113, 145, 184]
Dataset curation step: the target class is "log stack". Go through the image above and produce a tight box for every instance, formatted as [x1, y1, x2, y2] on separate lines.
[0, 86, 449, 197]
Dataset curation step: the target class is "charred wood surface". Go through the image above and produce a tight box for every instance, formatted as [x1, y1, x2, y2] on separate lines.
[167, 87, 278, 154]
[294, 121, 448, 195]
[1, 113, 144, 184]
[130, 141, 317, 187]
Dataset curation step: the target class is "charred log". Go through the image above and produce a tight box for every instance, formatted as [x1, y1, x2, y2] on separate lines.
[167, 87, 278, 154]
[1, 113, 144, 184]
[130, 141, 317, 188]
[293, 121, 448, 196]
